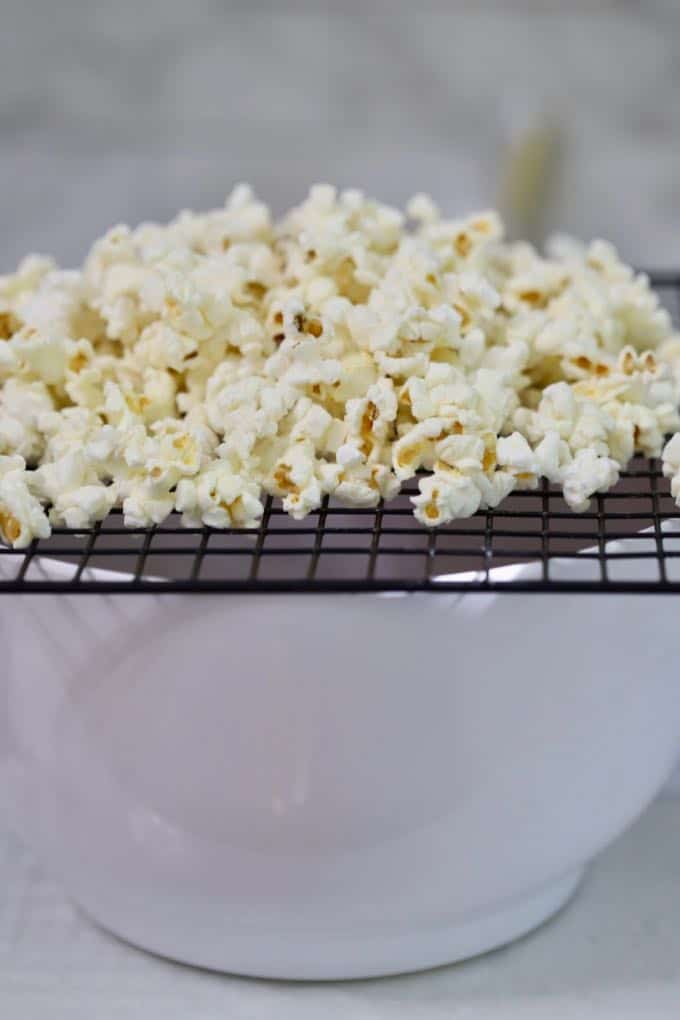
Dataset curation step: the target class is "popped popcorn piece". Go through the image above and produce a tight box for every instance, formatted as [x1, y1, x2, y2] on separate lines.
[268, 439, 326, 518]
[175, 461, 263, 529]
[0, 464, 50, 548]
[393, 418, 454, 480]
[51, 484, 117, 530]
[534, 431, 573, 484]
[496, 432, 540, 487]
[412, 470, 482, 527]
[334, 462, 400, 508]
[0, 378, 55, 461]
[123, 485, 176, 529]
[562, 449, 620, 512]
[32, 449, 99, 505]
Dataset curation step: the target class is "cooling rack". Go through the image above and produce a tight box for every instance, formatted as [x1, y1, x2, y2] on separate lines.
[1, 273, 680, 595]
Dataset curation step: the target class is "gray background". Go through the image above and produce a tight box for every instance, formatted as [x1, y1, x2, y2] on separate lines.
[1, 0, 680, 270]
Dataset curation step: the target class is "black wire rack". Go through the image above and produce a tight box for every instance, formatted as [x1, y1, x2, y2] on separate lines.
[2, 273, 680, 595]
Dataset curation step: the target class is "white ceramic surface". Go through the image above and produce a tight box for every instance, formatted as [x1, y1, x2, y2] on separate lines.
[1, 535, 680, 979]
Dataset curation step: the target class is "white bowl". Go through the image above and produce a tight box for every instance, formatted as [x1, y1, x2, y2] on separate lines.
[1, 532, 679, 980]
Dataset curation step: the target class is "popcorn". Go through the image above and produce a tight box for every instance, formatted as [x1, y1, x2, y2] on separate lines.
[123, 485, 176, 529]
[0, 378, 55, 461]
[406, 193, 440, 225]
[412, 470, 482, 526]
[344, 378, 397, 460]
[335, 462, 399, 508]
[0, 460, 50, 548]
[436, 433, 486, 473]
[51, 484, 117, 530]
[393, 418, 454, 479]
[496, 433, 539, 486]
[562, 449, 620, 512]
[175, 461, 263, 529]
[268, 439, 330, 518]
[33, 449, 99, 505]
[1, 183, 680, 550]
[534, 431, 573, 484]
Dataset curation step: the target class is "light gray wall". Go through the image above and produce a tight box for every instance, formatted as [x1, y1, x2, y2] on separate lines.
[1, 0, 680, 268]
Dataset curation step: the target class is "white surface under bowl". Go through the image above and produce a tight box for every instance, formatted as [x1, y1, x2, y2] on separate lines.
[1, 530, 679, 979]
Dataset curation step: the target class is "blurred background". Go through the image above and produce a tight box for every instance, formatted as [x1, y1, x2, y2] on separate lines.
[1, 0, 679, 270]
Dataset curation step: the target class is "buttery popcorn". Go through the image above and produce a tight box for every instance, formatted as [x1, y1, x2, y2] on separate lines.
[1, 183, 680, 549]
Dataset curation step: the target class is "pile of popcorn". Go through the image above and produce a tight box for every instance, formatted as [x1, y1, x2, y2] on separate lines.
[2, 183, 680, 549]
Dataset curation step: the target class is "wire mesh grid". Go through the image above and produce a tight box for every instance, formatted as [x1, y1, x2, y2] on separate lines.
[2, 273, 680, 595]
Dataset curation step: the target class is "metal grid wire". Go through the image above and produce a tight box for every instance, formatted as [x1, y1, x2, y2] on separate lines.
[2, 273, 680, 595]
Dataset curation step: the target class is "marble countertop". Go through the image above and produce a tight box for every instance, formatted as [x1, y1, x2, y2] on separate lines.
[2, 797, 680, 1019]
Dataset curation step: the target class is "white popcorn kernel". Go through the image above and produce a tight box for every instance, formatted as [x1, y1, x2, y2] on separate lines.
[32, 449, 116, 532]
[344, 384, 395, 461]
[0, 378, 55, 461]
[496, 432, 537, 473]
[123, 486, 175, 529]
[412, 471, 481, 527]
[335, 463, 400, 508]
[175, 461, 264, 529]
[50, 484, 117, 530]
[562, 449, 620, 512]
[268, 440, 323, 518]
[392, 418, 453, 480]
[406, 193, 440, 225]
[0, 468, 51, 547]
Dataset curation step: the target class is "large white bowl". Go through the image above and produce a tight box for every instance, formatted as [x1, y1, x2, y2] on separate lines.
[1, 531, 679, 979]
